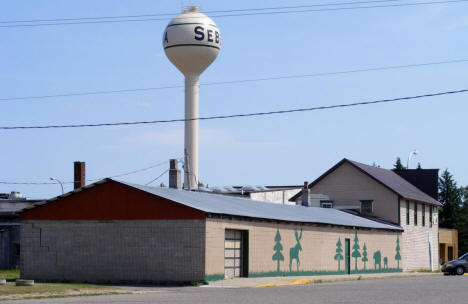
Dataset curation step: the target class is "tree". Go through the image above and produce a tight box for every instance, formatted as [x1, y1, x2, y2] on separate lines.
[351, 231, 361, 271]
[334, 238, 344, 271]
[362, 243, 368, 270]
[417, 162, 422, 169]
[272, 229, 284, 272]
[394, 157, 405, 170]
[395, 236, 401, 269]
[159, 182, 166, 187]
[438, 169, 463, 229]
[456, 187, 468, 255]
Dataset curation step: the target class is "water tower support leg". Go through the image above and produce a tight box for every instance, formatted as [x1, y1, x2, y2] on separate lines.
[184, 75, 199, 190]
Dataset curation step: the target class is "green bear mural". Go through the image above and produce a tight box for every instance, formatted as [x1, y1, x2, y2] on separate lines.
[334, 238, 344, 272]
[272, 229, 284, 272]
[373, 251, 382, 270]
[351, 231, 361, 271]
[289, 228, 302, 272]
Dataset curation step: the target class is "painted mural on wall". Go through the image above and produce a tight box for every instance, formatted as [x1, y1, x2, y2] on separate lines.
[262, 228, 403, 278]
[352, 232, 361, 271]
[395, 236, 401, 269]
[289, 228, 302, 271]
[332, 234, 402, 274]
[362, 243, 368, 270]
[272, 229, 284, 273]
[334, 238, 344, 271]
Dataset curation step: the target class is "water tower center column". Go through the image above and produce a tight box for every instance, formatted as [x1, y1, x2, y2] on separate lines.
[184, 75, 199, 189]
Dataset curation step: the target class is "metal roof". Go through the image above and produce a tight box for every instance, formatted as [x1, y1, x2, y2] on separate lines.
[119, 180, 401, 231]
[347, 160, 441, 206]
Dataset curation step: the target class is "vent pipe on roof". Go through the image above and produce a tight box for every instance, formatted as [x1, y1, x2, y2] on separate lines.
[301, 181, 309, 207]
[169, 159, 181, 189]
[74, 161, 86, 190]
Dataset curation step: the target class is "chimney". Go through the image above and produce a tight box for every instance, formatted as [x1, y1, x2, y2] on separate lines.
[74, 161, 86, 190]
[169, 159, 181, 189]
[301, 181, 309, 207]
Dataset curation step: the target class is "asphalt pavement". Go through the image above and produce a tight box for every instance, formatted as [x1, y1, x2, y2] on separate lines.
[2, 274, 467, 304]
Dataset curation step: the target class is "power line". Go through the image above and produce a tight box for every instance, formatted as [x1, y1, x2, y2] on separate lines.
[0, 0, 402, 24]
[145, 169, 170, 186]
[1, 0, 466, 28]
[0, 160, 172, 185]
[2, 58, 468, 103]
[1, 88, 466, 130]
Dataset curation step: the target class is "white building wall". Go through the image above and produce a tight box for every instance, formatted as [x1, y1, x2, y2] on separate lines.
[249, 189, 300, 205]
[400, 200, 439, 271]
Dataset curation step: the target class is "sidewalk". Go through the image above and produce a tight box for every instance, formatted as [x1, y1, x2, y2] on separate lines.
[206, 272, 439, 288]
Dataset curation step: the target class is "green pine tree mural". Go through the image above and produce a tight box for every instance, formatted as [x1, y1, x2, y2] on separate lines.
[334, 238, 344, 271]
[272, 229, 284, 272]
[362, 243, 368, 270]
[395, 236, 401, 269]
[351, 231, 361, 271]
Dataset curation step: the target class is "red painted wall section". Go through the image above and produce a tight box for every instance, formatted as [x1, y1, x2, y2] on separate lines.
[20, 180, 206, 220]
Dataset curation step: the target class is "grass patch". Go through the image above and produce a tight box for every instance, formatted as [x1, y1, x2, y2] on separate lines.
[2, 291, 131, 301]
[313, 279, 323, 284]
[0, 269, 20, 282]
[416, 269, 440, 273]
[0, 282, 118, 298]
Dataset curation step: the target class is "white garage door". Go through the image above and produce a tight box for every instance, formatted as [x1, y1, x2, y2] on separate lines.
[224, 229, 242, 279]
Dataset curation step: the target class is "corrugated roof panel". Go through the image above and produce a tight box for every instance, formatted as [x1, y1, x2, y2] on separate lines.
[119, 180, 401, 231]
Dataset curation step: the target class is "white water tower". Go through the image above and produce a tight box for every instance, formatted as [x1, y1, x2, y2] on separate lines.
[163, 6, 221, 190]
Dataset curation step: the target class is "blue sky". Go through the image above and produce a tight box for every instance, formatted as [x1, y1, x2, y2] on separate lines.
[1, 0, 468, 198]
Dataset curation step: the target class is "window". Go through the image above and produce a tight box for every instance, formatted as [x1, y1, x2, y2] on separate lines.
[430, 205, 433, 227]
[360, 200, 373, 215]
[414, 202, 418, 226]
[320, 200, 333, 208]
[406, 200, 410, 225]
[422, 204, 426, 226]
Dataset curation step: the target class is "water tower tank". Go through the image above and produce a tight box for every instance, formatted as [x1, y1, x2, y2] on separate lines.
[163, 6, 221, 76]
[163, 7, 221, 190]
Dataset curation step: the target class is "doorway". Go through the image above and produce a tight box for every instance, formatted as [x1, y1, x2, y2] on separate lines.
[345, 238, 351, 275]
[224, 229, 248, 278]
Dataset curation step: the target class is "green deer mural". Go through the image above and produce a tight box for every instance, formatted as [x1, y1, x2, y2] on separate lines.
[373, 250, 382, 271]
[351, 231, 361, 271]
[334, 238, 344, 272]
[395, 236, 401, 269]
[362, 243, 368, 270]
[272, 229, 284, 272]
[289, 228, 303, 272]
[383, 257, 388, 269]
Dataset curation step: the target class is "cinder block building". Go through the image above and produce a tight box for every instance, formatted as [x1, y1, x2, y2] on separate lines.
[1, 193, 39, 270]
[20, 178, 403, 283]
[290, 158, 441, 271]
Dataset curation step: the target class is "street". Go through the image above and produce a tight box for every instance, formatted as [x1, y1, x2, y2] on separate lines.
[3, 275, 467, 304]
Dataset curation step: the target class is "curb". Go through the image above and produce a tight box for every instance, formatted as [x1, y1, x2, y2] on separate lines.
[256, 279, 311, 288]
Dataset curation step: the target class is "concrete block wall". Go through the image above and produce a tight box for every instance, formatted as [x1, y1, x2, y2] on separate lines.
[20, 220, 205, 283]
[206, 218, 402, 278]
[400, 201, 439, 271]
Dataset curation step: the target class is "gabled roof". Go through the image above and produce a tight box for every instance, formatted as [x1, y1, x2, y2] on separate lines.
[290, 158, 441, 206]
[22, 178, 402, 231]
